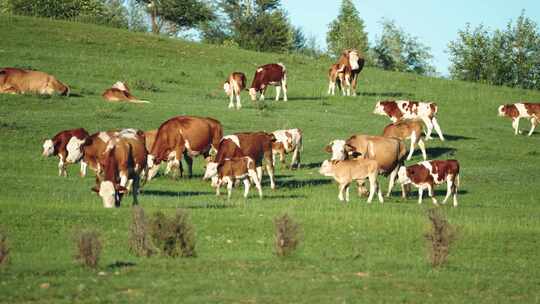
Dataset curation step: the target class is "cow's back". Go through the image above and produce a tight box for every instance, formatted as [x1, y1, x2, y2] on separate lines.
[347, 134, 404, 173]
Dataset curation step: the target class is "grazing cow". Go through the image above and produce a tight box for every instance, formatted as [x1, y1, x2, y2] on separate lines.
[397, 160, 460, 207]
[205, 132, 276, 189]
[249, 63, 287, 102]
[373, 100, 445, 141]
[334, 49, 365, 96]
[325, 135, 406, 197]
[382, 119, 427, 160]
[102, 81, 149, 103]
[319, 158, 384, 203]
[498, 102, 540, 136]
[91, 136, 147, 208]
[0, 67, 69, 95]
[42, 128, 89, 176]
[203, 156, 263, 199]
[147, 116, 223, 178]
[143, 129, 160, 180]
[327, 63, 352, 96]
[224, 72, 247, 110]
[271, 128, 303, 169]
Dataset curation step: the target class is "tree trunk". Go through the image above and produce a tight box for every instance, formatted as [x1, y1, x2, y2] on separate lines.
[150, 2, 159, 34]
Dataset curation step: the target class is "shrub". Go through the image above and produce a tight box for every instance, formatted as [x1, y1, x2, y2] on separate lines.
[128, 206, 155, 257]
[133, 79, 160, 92]
[425, 208, 457, 268]
[0, 227, 10, 267]
[150, 209, 196, 258]
[74, 229, 102, 269]
[274, 213, 302, 257]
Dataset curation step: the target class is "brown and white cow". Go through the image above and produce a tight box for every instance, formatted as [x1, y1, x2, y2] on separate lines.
[271, 128, 303, 169]
[147, 116, 223, 178]
[42, 128, 89, 176]
[203, 156, 263, 199]
[397, 160, 460, 207]
[327, 63, 352, 96]
[382, 119, 427, 160]
[205, 132, 276, 189]
[249, 63, 287, 102]
[325, 135, 406, 197]
[334, 49, 365, 96]
[102, 81, 149, 104]
[0, 67, 69, 95]
[91, 136, 147, 208]
[224, 72, 247, 110]
[319, 158, 384, 203]
[373, 100, 445, 141]
[498, 102, 540, 136]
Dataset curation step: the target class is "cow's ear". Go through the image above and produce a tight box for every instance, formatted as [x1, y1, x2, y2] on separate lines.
[269, 134, 277, 142]
[116, 185, 128, 194]
[91, 186, 99, 193]
[324, 144, 332, 153]
[344, 144, 355, 152]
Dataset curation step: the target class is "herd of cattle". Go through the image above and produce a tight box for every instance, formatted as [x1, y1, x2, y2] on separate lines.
[3, 49, 540, 208]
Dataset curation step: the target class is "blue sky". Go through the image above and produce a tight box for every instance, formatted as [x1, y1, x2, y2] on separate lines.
[282, 0, 540, 75]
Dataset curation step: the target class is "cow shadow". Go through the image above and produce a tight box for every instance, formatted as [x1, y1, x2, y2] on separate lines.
[142, 190, 213, 197]
[183, 203, 235, 209]
[264, 194, 307, 199]
[300, 162, 322, 169]
[425, 147, 457, 159]
[287, 96, 325, 101]
[389, 189, 468, 198]
[107, 261, 136, 270]
[276, 178, 332, 189]
[443, 134, 476, 141]
[356, 91, 412, 98]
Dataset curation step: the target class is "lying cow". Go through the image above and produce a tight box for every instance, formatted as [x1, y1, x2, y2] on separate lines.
[249, 63, 288, 102]
[319, 157, 383, 203]
[498, 102, 540, 136]
[148, 116, 223, 179]
[373, 100, 445, 141]
[0, 67, 69, 95]
[271, 128, 303, 169]
[397, 159, 460, 207]
[42, 128, 89, 176]
[91, 136, 147, 208]
[102, 81, 149, 103]
[224, 72, 247, 110]
[327, 63, 351, 96]
[334, 49, 365, 96]
[205, 132, 276, 189]
[382, 119, 427, 160]
[203, 156, 263, 199]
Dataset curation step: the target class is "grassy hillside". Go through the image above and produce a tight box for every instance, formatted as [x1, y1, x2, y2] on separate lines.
[1, 15, 540, 303]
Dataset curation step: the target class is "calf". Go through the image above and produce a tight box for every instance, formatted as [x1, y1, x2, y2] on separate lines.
[91, 136, 147, 208]
[42, 128, 89, 176]
[327, 63, 352, 96]
[102, 81, 149, 103]
[0, 67, 69, 95]
[249, 63, 288, 102]
[224, 72, 247, 110]
[498, 102, 540, 136]
[382, 119, 427, 160]
[397, 160, 460, 207]
[271, 128, 303, 169]
[334, 49, 365, 96]
[373, 100, 445, 141]
[203, 156, 262, 199]
[319, 158, 383, 203]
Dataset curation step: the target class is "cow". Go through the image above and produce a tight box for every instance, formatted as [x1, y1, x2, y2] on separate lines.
[319, 157, 384, 203]
[224, 72, 247, 110]
[0, 67, 69, 95]
[382, 119, 427, 160]
[334, 49, 365, 96]
[147, 116, 223, 179]
[325, 135, 406, 197]
[498, 102, 540, 136]
[271, 128, 303, 169]
[397, 160, 460, 207]
[102, 81, 149, 103]
[91, 135, 147, 208]
[42, 128, 89, 176]
[249, 63, 288, 102]
[203, 156, 263, 199]
[327, 63, 352, 96]
[373, 100, 445, 141]
[205, 132, 276, 190]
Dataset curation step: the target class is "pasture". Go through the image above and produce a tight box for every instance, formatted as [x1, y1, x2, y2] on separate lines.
[1, 16, 540, 303]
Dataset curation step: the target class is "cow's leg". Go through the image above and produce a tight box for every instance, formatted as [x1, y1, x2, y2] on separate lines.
[442, 177, 453, 205]
[228, 92, 234, 109]
[401, 183, 407, 199]
[407, 131, 417, 160]
[376, 180, 384, 203]
[147, 164, 159, 181]
[248, 169, 263, 198]
[386, 167, 398, 197]
[183, 152, 193, 178]
[528, 117, 537, 136]
[242, 178, 251, 198]
[427, 184, 438, 205]
[431, 117, 445, 141]
[367, 176, 376, 203]
[226, 177, 233, 200]
[275, 85, 281, 101]
[290, 147, 299, 169]
[281, 81, 288, 101]
[345, 183, 351, 202]
[215, 179, 222, 196]
[256, 166, 263, 183]
[79, 160, 87, 178]
[422, 116, 434, 140]
[266, 163, 275, 189]
[132, 175, 140, 205]
[512, 118, 521, 135]
[235, 92, 242, 110]
[418, 138, 427, 160]
[338, 183, 347, 201]
[418, 186, 424, 204]
[328, 81, 335, 95]
[259, 87, 266, 101]
[351, 74, 358, 96]
[58, 155, 66, 177]
[279, 150, 286, 168]
[453, 175, 459, 207]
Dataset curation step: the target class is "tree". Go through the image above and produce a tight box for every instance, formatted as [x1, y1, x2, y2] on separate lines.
[448, 24, 492, 82]
[126, 0, 148, 32]
[326, 0, 368, 58]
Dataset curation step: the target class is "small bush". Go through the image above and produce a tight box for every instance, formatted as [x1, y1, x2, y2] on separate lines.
[128, 206, 155, 257]
[0, 228, 10, 267]
[150, 209, 196, 258]
[133, 79, 160, 92]
[74, 229, 102, 269]
[274, 214, 302, 257]
[425, 208, 457, 268]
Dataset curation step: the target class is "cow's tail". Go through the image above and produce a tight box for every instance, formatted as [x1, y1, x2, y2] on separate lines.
[130, 99, 151, 104]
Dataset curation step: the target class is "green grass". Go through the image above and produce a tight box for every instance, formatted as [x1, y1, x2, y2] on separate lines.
[1, 15, 540, 303]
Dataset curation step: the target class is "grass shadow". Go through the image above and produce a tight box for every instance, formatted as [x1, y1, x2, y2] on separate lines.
[426, 147, 457, 158]
[142, 190, 213, 197]
[356, 91, 412, 98]
[276, 178, 332, 189]
[264, 194, 307, 199]
[443, 134, 476, 141]
[106, 261, 136, 270]
[183, 203, 235, 209]
[286, 96, 325, 101]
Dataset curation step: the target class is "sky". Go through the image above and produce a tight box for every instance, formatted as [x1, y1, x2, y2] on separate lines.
[282, 0, 540, 75]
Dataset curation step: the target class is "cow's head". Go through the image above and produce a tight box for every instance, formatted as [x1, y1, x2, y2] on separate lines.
[42, 139, 54, 157]
[319, 159, 336, 177]
[203, 162, 220, 187]
[92, 181, 127, 208]
[248, 88, 258, 101]
[66, 136, 86, 163]
[373, 101, 387, 116]
[498, 104, 516, 117]
[397, 166, 411, 185]
[324, 140, 347, 160]
[348, 50, 360, 70]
